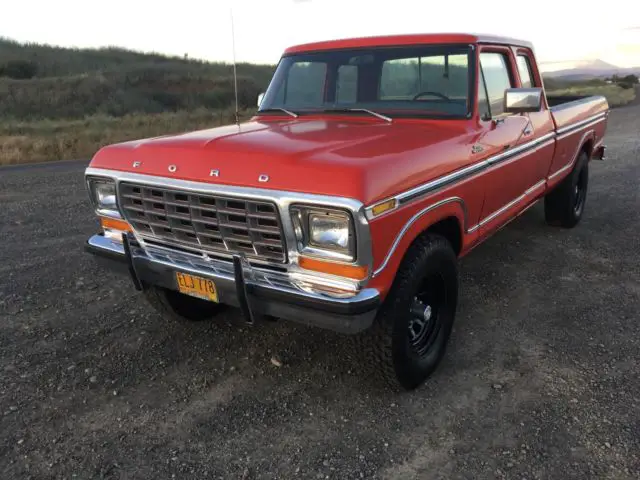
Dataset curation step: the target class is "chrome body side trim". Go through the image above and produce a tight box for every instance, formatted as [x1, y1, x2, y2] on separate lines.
[85, 167, 374, 287]
[486, 132, 555, 166]
[468, 179, 546, 232]
[555, 112, 607, 137]
[372, 197, 466, 277]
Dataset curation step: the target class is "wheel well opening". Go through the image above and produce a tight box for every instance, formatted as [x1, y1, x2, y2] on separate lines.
[424, 217, 462, 256]
[581, 138, 594, 157]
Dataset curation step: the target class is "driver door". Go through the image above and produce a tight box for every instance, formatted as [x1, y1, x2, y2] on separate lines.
[474, 49, 536, 236]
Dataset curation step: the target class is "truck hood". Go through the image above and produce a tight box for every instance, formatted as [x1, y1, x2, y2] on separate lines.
[89, 117, 477, 205]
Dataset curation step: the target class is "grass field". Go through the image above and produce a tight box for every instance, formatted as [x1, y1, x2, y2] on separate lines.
[546, 84, 636, 107]
[0, 109, 254, 165]
[2, 83, 634, 166]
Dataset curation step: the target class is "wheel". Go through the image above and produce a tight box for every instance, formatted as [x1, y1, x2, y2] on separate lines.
[143, 285, 226, 323]
[544, 151, 589, 228]
[360, 234, 458, 391]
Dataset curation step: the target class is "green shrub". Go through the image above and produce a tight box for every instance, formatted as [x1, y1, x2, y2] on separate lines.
[0, 59, 38, 79]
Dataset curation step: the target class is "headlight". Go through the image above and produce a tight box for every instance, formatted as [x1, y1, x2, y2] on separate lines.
[290, 206, 355, 262]
[309, 213, 350, 249]
[87, 177, 120, 218]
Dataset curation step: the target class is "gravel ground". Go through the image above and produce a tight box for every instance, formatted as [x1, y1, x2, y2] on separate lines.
[1, 104, 639, 480]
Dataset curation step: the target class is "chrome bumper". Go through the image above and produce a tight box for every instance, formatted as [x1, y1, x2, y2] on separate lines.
[85, 234, 380, 334]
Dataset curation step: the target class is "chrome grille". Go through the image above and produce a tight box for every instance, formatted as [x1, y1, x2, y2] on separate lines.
[118, 183, 286, 263]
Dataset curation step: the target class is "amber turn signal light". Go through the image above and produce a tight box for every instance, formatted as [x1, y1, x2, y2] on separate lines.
[100, 216, 131, 233]
[299, 256, 369, 280]
[370, 198, 397, 217]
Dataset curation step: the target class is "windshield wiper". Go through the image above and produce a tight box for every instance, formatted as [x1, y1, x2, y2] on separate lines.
[322, 108, 392, 123]
[257, 107, 298, 118]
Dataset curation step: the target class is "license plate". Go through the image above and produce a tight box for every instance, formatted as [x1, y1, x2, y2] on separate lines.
[175, 272, 218, 302]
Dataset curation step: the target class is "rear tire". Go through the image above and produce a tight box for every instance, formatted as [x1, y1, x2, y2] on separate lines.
[143, 286, 226, 323]
[544, 151, 589, 228]
[359, 234, 458, 391]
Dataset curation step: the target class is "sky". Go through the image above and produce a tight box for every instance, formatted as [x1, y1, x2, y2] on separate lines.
[2, 0, 639, 71]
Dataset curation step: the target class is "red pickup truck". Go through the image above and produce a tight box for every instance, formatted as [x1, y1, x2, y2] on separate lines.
[84, 33, 609, 390]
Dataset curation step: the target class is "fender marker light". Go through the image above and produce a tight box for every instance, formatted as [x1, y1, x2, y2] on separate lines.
[299, 256, 368, 280]
[371, 198, 397, 217]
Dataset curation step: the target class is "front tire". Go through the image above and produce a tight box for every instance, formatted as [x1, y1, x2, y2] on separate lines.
[143, 285, 226, 323]
[545, 151, 589, 228]
[361, 234, 458, 391]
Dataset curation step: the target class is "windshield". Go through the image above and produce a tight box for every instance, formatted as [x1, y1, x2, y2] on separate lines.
[259, 44, 473, 119]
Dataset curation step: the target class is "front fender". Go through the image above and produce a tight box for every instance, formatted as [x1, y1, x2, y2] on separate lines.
[366, 196, 467, 298]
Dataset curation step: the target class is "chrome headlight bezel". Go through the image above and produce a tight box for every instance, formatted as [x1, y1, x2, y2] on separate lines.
[86, 176, 121, 218]
[290, 205, 356, 262]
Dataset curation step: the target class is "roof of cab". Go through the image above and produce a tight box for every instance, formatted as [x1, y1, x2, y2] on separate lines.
[284, 33, 534, 55]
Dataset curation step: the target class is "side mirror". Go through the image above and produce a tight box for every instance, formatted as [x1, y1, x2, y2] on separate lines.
[257, 92, 265, 108]
[504, 88, 543, 113]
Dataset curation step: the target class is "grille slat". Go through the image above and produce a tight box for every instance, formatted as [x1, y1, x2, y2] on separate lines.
[119, 183, 286, 263]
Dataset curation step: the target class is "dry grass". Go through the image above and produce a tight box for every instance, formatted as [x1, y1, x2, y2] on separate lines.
[3, 83, 634, 166]
[0, 108, 254, 165]
[547, 84, 636, 107]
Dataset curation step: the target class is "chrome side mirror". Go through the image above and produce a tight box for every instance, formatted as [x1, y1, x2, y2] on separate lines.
[257, 92, 265, 108]
[504, 88, 543, 113]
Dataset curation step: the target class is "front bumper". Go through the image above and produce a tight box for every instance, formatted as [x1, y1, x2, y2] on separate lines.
[85, 234, 380, 334]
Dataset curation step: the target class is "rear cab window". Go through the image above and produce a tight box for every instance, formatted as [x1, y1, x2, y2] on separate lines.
[516, 55, 534, 88]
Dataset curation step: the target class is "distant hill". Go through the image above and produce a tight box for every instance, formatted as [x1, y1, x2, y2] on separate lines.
[544, 59, 640, 81]
[0, 37, 275, 120]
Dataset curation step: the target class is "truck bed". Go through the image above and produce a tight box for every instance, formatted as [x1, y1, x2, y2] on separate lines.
[547, 95, 609, 133]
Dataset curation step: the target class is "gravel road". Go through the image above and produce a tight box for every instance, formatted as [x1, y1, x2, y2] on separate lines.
[1, 104, 639, 480]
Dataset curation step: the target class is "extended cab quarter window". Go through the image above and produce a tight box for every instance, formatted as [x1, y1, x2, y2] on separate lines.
[516, 55, 534, 88]
[479, 52, 513, 117]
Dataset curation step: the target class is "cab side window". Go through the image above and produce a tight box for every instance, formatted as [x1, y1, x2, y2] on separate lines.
[479, 52, 513, 117]
[516, 55, 534, 88]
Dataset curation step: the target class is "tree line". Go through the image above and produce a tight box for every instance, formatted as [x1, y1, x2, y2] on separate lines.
[0, 38, 275, 120]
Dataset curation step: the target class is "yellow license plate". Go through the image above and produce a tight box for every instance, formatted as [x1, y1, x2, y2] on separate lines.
[175, 272, 218, 302]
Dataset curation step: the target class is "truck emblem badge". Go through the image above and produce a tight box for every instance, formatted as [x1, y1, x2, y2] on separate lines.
[133, 161, 141, 168]
[168, 165, 177, 173]
[210, 169, 220, 177]
[258, 174, 269, 183]
[472, 144, 484, 154]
